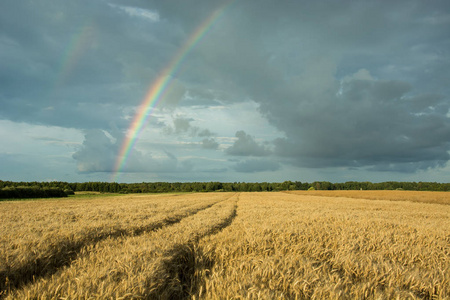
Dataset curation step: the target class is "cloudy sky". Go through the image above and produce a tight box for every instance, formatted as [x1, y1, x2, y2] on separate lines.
[1, 0, 449, 183]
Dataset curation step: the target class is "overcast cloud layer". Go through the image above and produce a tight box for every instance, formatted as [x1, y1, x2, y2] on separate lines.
[1, 0, 449, 183]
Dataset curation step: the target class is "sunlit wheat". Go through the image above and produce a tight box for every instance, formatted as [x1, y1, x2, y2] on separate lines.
[1, 191, 448, 299]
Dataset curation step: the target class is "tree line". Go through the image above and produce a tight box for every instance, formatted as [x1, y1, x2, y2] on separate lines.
[0, 186, 70, 199]
[0, 180, 449, 199]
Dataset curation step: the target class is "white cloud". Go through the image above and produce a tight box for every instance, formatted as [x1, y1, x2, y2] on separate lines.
[109, 4, 160, 22]
[201, 138, 219, 150]
[226, 131, 271, 157]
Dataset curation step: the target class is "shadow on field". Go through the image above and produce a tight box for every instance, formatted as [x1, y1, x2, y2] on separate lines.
[149, 243, 214, 300]
[0, 202, 220, 298]
[147, 204, 237, 299]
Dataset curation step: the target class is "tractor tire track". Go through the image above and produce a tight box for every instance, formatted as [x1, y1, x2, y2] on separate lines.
[1, 195, 233, 297]
[146, 194, 240, 299]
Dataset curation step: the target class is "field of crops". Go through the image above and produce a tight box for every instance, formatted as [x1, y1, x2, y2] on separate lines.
[1, 191, 449, 299]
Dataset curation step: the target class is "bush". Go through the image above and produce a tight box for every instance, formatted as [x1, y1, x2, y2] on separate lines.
[64, 189, 75, 195]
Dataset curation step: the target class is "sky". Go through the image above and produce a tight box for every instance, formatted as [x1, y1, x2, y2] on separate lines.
[1, 0, 450, 183]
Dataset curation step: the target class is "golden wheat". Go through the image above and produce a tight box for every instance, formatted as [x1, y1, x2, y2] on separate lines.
[286, 190, 450, 205]
[5, 193, 238, 299]
[195, 192, 449, 299]
[1, 191, 448, 299]
[0, 193, 229, 296]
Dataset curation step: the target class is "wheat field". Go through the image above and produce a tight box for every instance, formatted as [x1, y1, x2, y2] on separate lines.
[0, 191, 448, 299]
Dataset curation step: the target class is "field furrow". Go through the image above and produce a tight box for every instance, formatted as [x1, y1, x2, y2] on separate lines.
[2, 191, 448, 299]
[0, 193, 228, 296]
[193, 192, 449, 299]
[5, 193, 238, 299]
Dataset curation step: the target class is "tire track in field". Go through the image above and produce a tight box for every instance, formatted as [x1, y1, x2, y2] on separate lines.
[147, 193, 240, 299]
[0, 195, 233, 297]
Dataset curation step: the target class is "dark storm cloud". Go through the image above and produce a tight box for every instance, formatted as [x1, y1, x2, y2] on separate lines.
[2, 0, 450, 178]
[190, 0, 450, 173]
[163, 117, 218, 145]
[163, 117, 195, 135]
[0, 0, 188, 131]
[270, 71, 450, 171]
[0, 99, 131, 130]
[232, 158, 281, 173]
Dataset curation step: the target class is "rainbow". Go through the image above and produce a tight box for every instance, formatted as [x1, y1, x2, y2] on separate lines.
[111, 1, 235, 182]
[55, 22, 95, 89]
[47, 21, 95, 107]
